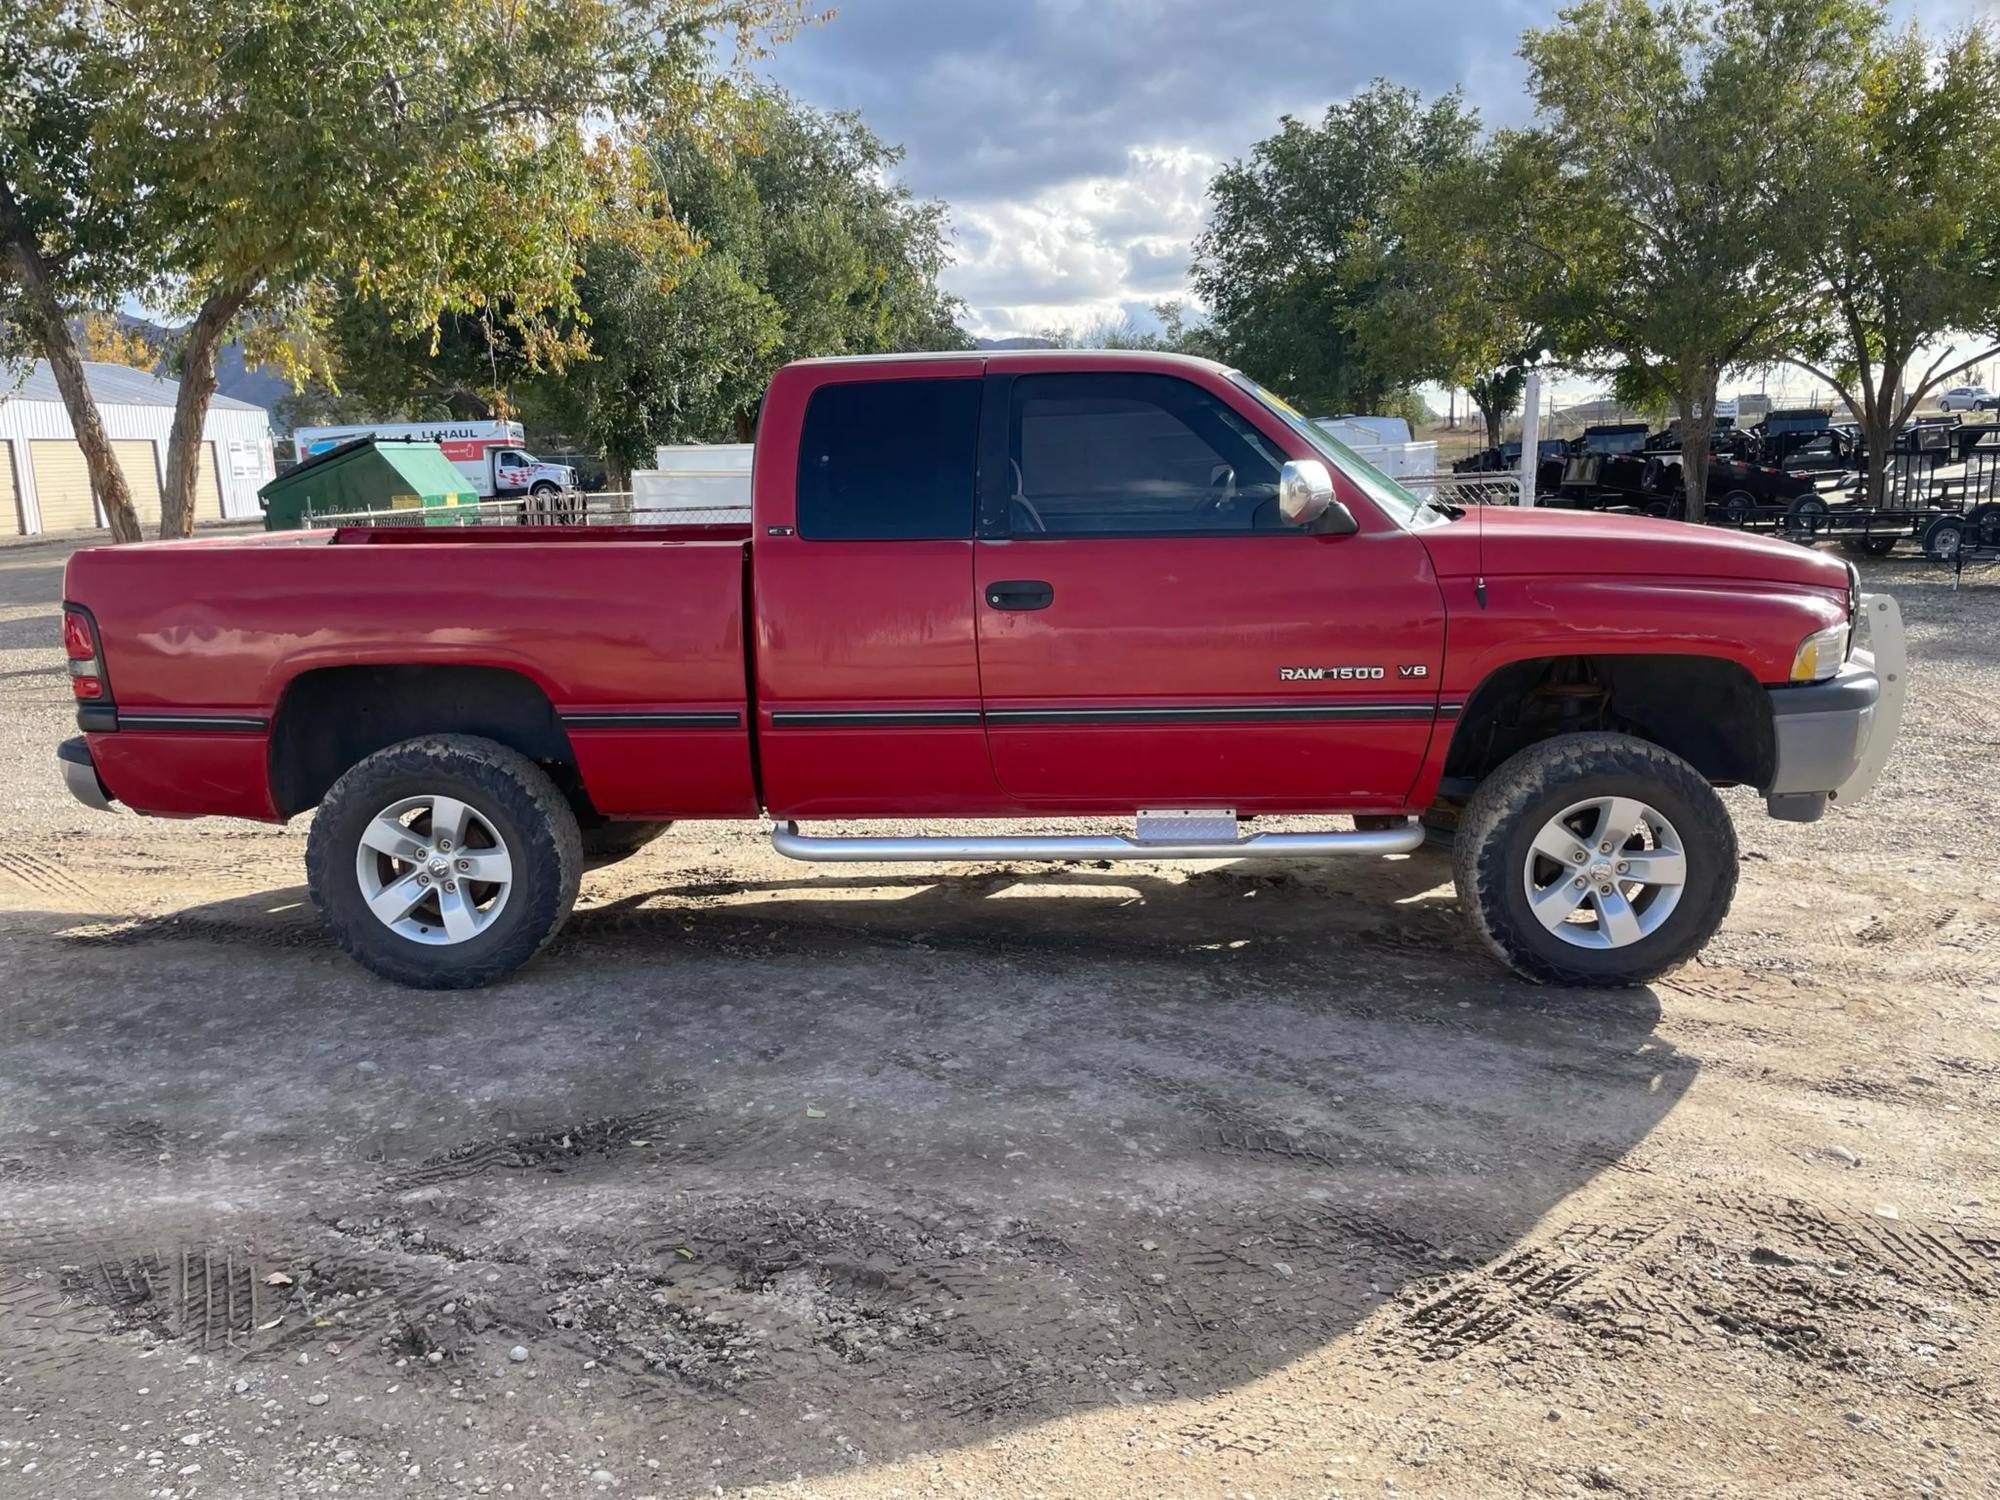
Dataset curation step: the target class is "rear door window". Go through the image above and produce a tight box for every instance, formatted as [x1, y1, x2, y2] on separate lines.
[796, 378, 982, 540]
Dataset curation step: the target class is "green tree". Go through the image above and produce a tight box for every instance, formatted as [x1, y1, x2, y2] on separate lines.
[1, 2, 154, 539]
[2, 0, 801, 541]
[1517, 0, 1876, 520]
[308, 93, 968, 470]
[652, 95, 969, 440]
[1192, 80, 1480, 416]
[1782, 19, 2000, 506]
[517, 239, 780, 488]
[1347, 135, 1549, 448]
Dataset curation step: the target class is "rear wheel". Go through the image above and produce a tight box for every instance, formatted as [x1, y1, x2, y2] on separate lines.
[1453, 733, 1737, 987]
[307, 735, 582, 989]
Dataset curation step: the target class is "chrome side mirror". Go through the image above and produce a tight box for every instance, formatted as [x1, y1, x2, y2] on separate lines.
[1278, 459, 1336, 527]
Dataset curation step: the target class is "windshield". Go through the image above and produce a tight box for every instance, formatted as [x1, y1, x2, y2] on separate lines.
[1226, 373, 1435, 526]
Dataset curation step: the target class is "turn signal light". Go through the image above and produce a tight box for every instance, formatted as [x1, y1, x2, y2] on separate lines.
[1790, 623, 1851, 682]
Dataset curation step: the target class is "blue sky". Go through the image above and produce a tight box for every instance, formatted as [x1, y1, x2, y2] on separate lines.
[760, 0, 1987, 343]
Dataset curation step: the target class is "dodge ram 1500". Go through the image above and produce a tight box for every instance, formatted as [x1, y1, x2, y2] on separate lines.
[58, 351, 1905, 989]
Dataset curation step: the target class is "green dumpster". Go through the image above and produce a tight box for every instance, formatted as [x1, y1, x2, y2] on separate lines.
[259, 438, 479, 530]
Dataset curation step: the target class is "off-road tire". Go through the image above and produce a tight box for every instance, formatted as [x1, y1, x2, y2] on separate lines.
[580, 820, 672, 870]
[1453, 733, 1737, 987]
[307, 735, 583, 989]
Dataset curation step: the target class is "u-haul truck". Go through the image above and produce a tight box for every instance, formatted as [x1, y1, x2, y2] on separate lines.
[291, 420, 575, 499]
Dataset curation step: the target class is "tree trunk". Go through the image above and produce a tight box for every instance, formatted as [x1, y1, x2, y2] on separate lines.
[604, 455, 632, 495]
[1861, 395, 1894, 510]
[1480, 403, 1502, 450]
[1677, 377, 1719, 525]
[161, 289, 249, 538]
[733, 408, 755, 443]
[0, 176, 142, 542]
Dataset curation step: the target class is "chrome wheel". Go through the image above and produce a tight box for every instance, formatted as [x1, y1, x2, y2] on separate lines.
[353, 794, 513, 945]
[1522, 795, 1686, 950]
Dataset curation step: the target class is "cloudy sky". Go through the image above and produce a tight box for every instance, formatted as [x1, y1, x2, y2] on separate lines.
[761, 0, 1987, 342]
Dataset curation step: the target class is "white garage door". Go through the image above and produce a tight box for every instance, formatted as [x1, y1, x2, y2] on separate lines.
[30, 441, 98, 531]
[111, 440, 163, 527]
[198, 441, 226, 519]
[0, 441, 20, 534]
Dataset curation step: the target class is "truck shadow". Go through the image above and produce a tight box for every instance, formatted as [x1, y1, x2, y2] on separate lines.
[10, 857, 1690, 1492]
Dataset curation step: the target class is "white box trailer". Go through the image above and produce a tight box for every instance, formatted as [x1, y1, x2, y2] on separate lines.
[292, 420, 575, 499]
[631, 444, 753, 520]
[1312, 416, 1439, 480]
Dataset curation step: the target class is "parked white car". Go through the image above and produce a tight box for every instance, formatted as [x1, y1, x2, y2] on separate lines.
[1936, 386, 1996, 412]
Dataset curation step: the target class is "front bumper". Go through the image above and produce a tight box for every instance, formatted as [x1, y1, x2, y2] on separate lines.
[57, 736, 115, 812]
[1763, 592, 1906, 821]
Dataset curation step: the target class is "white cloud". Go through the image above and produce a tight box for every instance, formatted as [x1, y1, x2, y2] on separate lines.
[944, 146, 1217, 338]
[762, 0, 1974, 340]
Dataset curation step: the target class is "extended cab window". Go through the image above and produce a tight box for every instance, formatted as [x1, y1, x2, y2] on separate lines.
[797, 377, 982, 540]
[1005, 373, 1287, 536]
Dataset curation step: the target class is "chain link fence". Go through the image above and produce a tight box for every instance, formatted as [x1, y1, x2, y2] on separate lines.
[1401, 472, 1524, 507]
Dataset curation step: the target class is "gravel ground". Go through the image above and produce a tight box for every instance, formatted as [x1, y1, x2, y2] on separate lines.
[0, 538, 1997, 1499]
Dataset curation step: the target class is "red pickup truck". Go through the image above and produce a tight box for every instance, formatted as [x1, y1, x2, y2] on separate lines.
[57, 352, 1906, 991]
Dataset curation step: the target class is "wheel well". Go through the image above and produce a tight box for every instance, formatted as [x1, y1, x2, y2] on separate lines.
[269, 665, 587, 818]
[1442, 655, 1773, 798]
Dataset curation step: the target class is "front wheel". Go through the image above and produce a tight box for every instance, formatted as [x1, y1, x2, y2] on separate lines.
[1453, 733, 1737, 987]
[306, 735, 583, 989]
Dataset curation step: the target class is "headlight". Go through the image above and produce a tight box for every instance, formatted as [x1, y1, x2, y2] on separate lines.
[1791, 622, 1851, 682]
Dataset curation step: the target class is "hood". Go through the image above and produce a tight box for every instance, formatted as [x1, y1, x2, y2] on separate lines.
[1418, 504, 1849, 592]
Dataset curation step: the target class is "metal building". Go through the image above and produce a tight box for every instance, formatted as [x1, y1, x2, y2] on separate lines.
[0, 361, 275, 534]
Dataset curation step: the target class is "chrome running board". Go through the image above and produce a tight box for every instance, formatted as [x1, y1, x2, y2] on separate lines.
[771, 819, 1423, 863]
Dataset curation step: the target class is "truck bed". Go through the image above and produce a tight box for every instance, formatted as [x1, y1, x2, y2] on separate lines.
[65, 529, 759, 822]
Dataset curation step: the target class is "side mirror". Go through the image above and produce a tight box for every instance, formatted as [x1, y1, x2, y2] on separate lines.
[1314, 498, 1360, 536]
[1277, 459, 1335, 526]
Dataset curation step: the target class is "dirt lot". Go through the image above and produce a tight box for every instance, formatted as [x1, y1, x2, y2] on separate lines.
[0, 539, 1996, 1500]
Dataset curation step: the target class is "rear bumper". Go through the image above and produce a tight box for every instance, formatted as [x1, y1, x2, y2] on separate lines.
[57, 736, 115, 812]
[1762, 593, 1906, 821]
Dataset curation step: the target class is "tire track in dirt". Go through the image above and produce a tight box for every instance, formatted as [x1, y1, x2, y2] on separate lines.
[0, 849, 95, 902]
[1363, 1192, 1997, 1380]
[379, 1094, 699, 1191]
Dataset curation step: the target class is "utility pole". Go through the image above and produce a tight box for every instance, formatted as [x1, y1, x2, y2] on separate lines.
[1519, 372, 1543, 508]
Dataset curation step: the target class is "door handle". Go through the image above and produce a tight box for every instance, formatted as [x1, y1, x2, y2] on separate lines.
[986, 579, 1054, 611]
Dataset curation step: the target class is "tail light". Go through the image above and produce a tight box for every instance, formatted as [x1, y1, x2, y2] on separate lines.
[63, 605, 109, 703]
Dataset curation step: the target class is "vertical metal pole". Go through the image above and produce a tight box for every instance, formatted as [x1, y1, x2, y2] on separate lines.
[1518, 372, 1544, 507]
